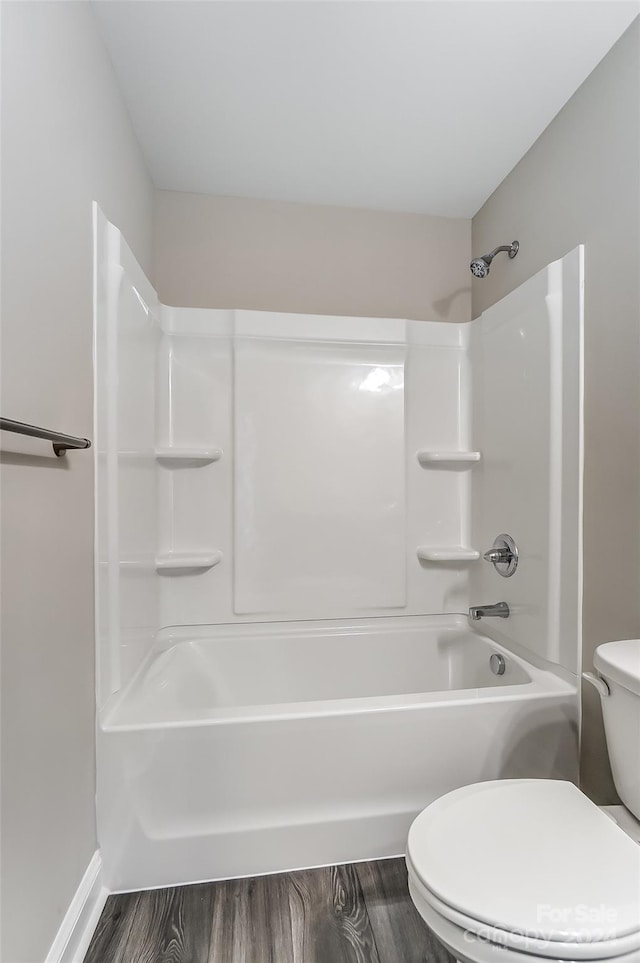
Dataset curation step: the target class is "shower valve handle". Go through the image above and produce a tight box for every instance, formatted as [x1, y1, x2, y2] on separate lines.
[483, 534, 518, 578]
[483, 547, 512, 563]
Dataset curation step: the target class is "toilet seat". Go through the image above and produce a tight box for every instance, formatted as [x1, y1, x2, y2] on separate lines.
[407, 855, 640, 960]
[407, 780, 640, 961]
[409, 881, 640, 963]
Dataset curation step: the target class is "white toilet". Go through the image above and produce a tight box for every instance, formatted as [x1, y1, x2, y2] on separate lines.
[406, 639, 640, 963]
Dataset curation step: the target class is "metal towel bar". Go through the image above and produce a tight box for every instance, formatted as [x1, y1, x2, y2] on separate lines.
[0, 417, 92, 456]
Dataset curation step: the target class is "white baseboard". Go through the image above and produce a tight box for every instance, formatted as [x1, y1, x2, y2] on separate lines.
[45, 851, 109, 963]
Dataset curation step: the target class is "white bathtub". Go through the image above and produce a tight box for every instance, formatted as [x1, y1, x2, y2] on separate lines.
[98, 616, 578, 891]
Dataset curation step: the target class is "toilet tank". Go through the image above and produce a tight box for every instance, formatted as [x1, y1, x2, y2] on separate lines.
[594, 639, 640, 820]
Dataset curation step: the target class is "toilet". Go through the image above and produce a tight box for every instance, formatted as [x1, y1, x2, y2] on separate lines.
[406, 639, 640, 963]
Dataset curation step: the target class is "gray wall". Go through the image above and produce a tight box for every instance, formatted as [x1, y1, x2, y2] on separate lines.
[472, 19, 640, 803]
[154, 190, 471, 323]
[0, 3, 153, 960]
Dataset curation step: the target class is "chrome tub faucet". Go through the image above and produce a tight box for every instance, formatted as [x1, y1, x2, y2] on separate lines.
[469, 602, 510, 621]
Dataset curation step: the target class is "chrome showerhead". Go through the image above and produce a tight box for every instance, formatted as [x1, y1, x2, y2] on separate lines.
[470, 256, 491, 278]
[470, 240, 519, 279]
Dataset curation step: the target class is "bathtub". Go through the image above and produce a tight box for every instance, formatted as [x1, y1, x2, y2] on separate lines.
[98, 615, 578, 892]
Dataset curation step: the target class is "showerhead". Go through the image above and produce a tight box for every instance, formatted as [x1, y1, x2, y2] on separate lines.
[470, 240, 519, 278]
[470, 256, 491, 279]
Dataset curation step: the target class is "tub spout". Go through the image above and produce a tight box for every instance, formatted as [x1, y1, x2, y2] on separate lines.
[469, 602, 510, 620]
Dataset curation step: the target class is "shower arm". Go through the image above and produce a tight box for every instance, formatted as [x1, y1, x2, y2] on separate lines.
[487, 244, 518, 260]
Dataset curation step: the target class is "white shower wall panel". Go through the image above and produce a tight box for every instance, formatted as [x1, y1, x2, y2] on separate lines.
[94, 210, 160, 704]
[234, 338, 406, 615]
[116, 290, 160, 689]
[156, 332, 228, 448]
[469, 248, 583, 673]
[156, 307, 472, 630]
[156, 333, 231, 559]
[156, 324, 234, 628]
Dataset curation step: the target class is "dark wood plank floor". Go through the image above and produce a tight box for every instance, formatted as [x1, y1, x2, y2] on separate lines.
[85, 858, 454, 963]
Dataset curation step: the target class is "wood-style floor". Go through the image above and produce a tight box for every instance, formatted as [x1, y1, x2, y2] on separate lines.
[84, 857, 455, 963]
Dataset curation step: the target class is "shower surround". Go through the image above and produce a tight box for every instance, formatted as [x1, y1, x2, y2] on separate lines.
[94, 208, 583, 891]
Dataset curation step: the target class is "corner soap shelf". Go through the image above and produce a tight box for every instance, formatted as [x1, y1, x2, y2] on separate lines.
[155, 551, 223, 574]
[155, 447, 222, 467]
[417, 546, 480, 562]
[417, 451, 481, 466]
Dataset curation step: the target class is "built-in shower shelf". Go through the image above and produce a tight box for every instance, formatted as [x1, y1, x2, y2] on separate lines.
[416, 546, 480, 562]
[155, 551, 223, 574]
[155, 447, 222, 467]
[417, 451, 481, 465]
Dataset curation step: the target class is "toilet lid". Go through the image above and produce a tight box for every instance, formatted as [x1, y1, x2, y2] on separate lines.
[407, 780, 640, 946]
